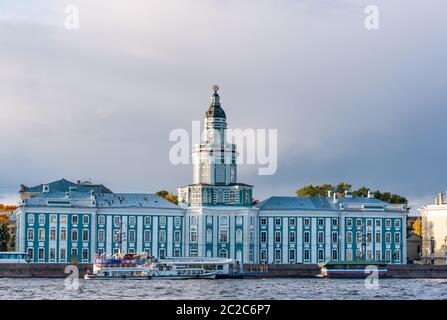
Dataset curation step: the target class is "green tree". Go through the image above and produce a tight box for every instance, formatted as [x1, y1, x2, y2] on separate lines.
[0, 223, 7, 251]
[353, 186, 370, 198]
[156, 190, 178, 205]
[296, 184, 334, 197]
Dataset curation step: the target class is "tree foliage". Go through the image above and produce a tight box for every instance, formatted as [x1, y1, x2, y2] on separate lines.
[296, 183, 408, 204]
[411, 218, 422, 237]
[156, 190, 179, 205]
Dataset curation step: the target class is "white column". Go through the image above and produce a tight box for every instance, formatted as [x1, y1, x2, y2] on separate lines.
[282, 217, 288, 263]
[325, 217, 331, 261]
[152, 217, 158, 257]
[137, 216, 143, 253]
[106, 215, 112, 255]
[268, 217, 274, 263]
[167, 217, 173, 257]
[213, 214, 218, 257]
[297, 217, 303, 263]
[230, 215, 235, 259]
[311, 218, 317, 263]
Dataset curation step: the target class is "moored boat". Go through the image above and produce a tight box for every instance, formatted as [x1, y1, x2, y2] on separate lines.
[319, 260, 389, 279]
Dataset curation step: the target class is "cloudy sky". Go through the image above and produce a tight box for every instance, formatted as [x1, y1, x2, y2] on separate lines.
[0, 0, 446, 205]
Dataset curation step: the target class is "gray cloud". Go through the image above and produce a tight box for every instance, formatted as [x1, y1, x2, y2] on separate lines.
[0, 0, 446, 205]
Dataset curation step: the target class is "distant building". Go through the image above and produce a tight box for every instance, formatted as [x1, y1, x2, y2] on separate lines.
[14, 87, 408, 264]
[420, 192, 447, 264]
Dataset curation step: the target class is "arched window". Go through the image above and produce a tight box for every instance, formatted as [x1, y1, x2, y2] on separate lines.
[219, 249, 228, 258]
[236, 229, 243, 243]
[236, 216, 243, 226]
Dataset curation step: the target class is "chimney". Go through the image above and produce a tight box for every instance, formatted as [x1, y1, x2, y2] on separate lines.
[327, 190, 332, 198]
[42, 184, 49, 193]
[367, 191, 373, 199]
[332, 192, 338, 204]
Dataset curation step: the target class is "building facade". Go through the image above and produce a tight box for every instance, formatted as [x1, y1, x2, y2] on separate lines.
[14, 87, 407, 264]
[419, 192, 447, 264]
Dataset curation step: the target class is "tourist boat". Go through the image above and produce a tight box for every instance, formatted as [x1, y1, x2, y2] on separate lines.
[84, 252, 153, 280]
[149, 262, 217, 279]
[157, 257, 244, 279]
[319, 260, 389, 279]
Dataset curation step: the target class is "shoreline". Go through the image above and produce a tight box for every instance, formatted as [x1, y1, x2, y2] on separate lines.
[1, 263, 447, 279]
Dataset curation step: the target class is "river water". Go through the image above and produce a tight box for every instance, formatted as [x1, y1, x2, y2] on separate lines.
[1, 278, 447, 300]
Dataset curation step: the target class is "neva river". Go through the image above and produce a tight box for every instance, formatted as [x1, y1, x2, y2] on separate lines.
[1, 278, 447, 300]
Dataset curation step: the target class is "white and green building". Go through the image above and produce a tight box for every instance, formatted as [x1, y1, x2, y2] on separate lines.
[14, 87, 407, 264]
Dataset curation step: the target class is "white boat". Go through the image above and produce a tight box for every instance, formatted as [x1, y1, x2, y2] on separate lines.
[84, 252, 152, 280]
[149, 262, 217, 279]
[157, 257, 244, 278]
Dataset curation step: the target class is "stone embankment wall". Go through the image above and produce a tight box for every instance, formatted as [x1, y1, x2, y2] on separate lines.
[387, 264, 447, 278]
[244, 263, 321, 278]
[0, 263, 92, 278]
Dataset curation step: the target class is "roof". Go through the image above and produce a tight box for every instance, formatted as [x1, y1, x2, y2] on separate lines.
[255, 196, 338, 211]
[21, 178, 112, 194]
[337, 197, 387, 205]
[95, 193, 181, 209]
[205, 92, 226, 119]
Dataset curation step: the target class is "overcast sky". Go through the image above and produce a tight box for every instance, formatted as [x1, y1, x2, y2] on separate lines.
[0, 0, 446, 205]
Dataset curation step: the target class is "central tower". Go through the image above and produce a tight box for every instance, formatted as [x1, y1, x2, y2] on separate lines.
[178, 85, 253, 207]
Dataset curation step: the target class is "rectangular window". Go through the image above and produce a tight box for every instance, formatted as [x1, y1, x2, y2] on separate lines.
[71, 229, 78, 242]
[304, 249, 310, 261]
[318, 249, 324, 261]
[356, 219, 362, 227]
[318, 231, 324, 243]
[332, 249, 338, 260]
[395, 232, 400, 244]
[144, 216, 151, 226]
[219, 230, 228, 243]
[289, 231, 295, 243]
[50, 248, 56, 260]
[50, 227, 56, 241]
[71, 248, 78, 259]
[332, 232, 338, 244]
[174, 249, 181, 257]
[332, 218, 338, 227]
[28, 214, 35, 224]
[275, 249, 281, 261]
[174, 230, 181, 243]
[385, 232, 391, 244]
[318, 218, 324, 227]
[304, 231, 310, 244]
[347, 218, 352, 228]
[72, 215, 78, 225]
[356, 232, 362, 245]
[82, 215, 89, 225]
[60, 249, 66, 260]
[82, 248, 88, 260]
[304, 218, 310, 227]
[347, 231, 352, 244]
[50, 215, 57, 224]
[261, 249, 267, 261]
[260, 218, 267, 227]
[113, 229, 120, 242]
[385, 250, 391, 261]
[275, 231, 281, 243]
[375, 250, 381, 261]
[98, 215, 105, 225]
[39, 214, 45, 224]
[159, 248, 166, 258]
[367, 250, 372, 260]
[144, 230, 151, 242]
[159, 216, 166, 226]
[394, 250, 400, 262]
[375, 219, 381, 227]
[289, 249, 295, 261]
[113, 216, 120, 226]
[366, 232, 372, 244]
[289, 218, 296, 227]
[261, 231, 267, 244]
[366, 219, 372, 227]
[60, 215, 67, 224]
[129, 216, 136, 226]
[347, 249, 353, 261]
[38, 248, 44, 260]
[190, 231, 197, 243]
[128, 230, 135, 242]
[175, 217, 181, 227]
[38, 228, 45, 241]
[275, 218, 281, 226]
[60, 227, 67, 241]
[375, 231, 381, 243]
[82, 229, 89, 242]
[385, 219, 391, 228]
[395, 219, 401, 228]
[27, 229, 34, 241]
[159, 230, 166, 243]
